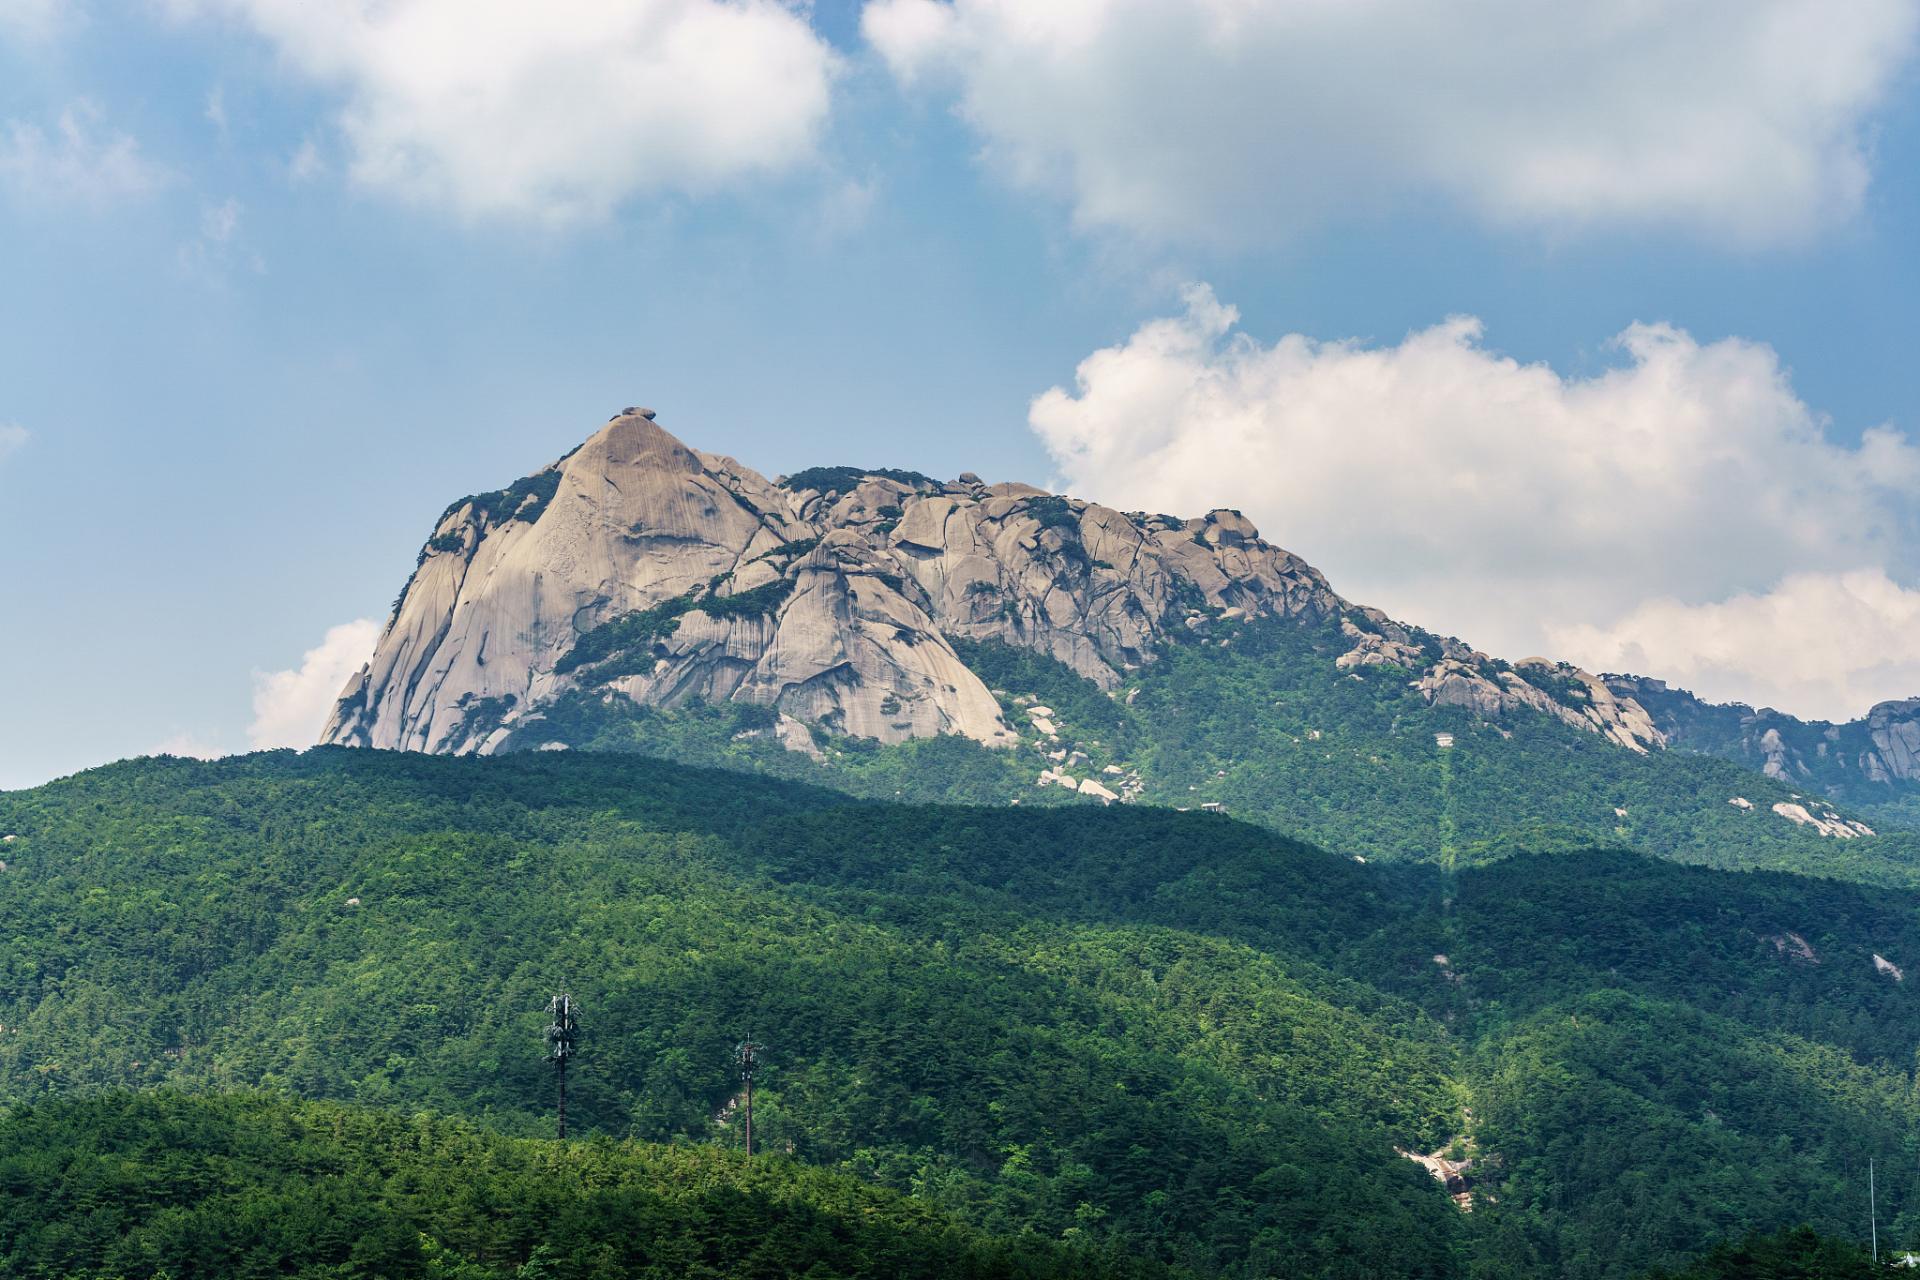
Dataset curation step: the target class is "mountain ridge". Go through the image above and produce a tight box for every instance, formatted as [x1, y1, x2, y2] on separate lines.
[1609, 675, 1920, 818]
[316, 409, 1920, 875]
[322, 409, 1673, 763]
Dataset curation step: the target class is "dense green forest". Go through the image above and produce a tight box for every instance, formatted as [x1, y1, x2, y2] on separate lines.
[0, 1092, 1153, 1279]
[1647, 1224, 1894, 1280]
[2, 748, 1917, 1277]
[493, 613, 1920, 888]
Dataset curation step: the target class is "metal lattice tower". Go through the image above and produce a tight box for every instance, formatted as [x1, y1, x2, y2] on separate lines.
[545, 990, 581, 1140]
[735, 1039, 766, 1157]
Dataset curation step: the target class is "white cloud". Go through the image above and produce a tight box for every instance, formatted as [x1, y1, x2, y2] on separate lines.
[249, 619, 379, 750]
[1550, 571, 1920, 721]
[0, 101, 169, 204]
[863, 0, 1919, 245]
[151, 733, 226, 761]
[201, 0, 840, 221]
[0, 424, 26, 465]
[1031, 285, 1920, 721]
[0, 0, 71, 41]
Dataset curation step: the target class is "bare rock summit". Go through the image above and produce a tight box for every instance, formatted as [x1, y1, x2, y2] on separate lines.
[323, 411, 1350, 755]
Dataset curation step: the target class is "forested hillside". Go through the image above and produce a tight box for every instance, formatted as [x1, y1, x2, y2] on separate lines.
[516, 612, 1920, 887]
[0, 1092, 1150, 1279]
[1, 749, 1916, 1278]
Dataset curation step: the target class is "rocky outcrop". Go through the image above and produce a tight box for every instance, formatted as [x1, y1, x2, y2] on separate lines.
[1867, 699, 1920, 781]
[323, 408, 1685, 763]
[1771, 801, 1874, 839]
[1764, 932, 1819, 963]
[1759, 728, 1796, 782]
[324, 411, 1349, 755]
[872, 486, 1345, 684]
[1557, 670, 1666, 753]
[1327, 606, 1663, 752]
[1599, 678, 1920, 803]
[1397, 1146, 1475, 1211]
[1394, 655, 1665, 753]
[1334, 617, 1426, 670]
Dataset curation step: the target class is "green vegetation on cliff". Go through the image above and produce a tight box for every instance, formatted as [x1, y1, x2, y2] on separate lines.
[494, 614, 1920, 888]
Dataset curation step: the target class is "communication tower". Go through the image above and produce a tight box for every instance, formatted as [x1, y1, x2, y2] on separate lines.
[735, 1038, 766, 1157]
[545, 989, 581, 1140]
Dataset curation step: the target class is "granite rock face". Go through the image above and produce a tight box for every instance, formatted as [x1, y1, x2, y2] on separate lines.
[1867, 699, 1920, 781]
[323, 411, 1674, 759]
[323, 412, 1352, 755]
[1339, 624, 1667, 753]
[1598, 677, 1920, 805]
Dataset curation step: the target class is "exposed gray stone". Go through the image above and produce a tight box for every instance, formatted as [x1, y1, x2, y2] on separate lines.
[324, 413, 1672, 763]
[323, 414, 1351, 755]
[1868, 699, 1920, 780]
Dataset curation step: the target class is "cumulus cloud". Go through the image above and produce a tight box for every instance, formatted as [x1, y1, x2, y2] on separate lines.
[248, 619, 379, 750]
[1031, 286, 1920, 721]
[863, 0, 1918, 245]
[0, 101, 169, 204]
[1550, 571, 1920, 721]
[0, 424, 26, 465]
[199, 0, 840, 221]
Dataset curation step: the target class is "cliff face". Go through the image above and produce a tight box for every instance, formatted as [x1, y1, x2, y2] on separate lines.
[1605, 676, 1920, 807]
[322, 411, 1355, 755]
[1866, 699, 1920, 782]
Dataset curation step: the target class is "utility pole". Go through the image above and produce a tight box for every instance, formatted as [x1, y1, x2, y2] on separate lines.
[545, 990, 580, 1141]
[1871, 1158, 1878, 1262]
[735, 1039, 765, 1157]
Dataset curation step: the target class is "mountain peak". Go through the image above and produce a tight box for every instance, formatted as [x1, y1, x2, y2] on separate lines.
[323, 413, 1357, 756]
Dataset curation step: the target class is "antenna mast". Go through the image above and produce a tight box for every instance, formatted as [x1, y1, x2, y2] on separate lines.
[545, 989, 581, 1140]
[735, 1039, 765, 1157]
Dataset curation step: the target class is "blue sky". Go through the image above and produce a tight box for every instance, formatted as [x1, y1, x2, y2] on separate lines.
[5, 0, 1920, 788]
